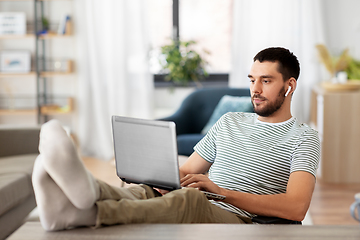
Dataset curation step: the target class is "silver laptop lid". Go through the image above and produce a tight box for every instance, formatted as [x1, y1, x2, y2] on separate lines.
[112, 116, 181, 191]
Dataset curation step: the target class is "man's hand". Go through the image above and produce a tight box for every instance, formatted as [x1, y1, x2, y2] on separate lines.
[180, 174, 223, 196]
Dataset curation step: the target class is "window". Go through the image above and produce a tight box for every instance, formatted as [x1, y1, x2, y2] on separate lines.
[148, 0, 233, 84]
[179, 0, 233, 73]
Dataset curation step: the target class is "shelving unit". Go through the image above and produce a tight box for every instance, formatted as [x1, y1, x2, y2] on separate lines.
[0, 34, 35, 39]
[0, 0, 75, 126]
[0, 72, 37, 77]
[0, 109, 36, 115]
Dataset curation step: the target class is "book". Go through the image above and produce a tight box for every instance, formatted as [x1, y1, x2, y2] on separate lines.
[57, 14, 71, 35]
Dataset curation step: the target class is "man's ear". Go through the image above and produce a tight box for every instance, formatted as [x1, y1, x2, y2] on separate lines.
[288, 77, 297, 95]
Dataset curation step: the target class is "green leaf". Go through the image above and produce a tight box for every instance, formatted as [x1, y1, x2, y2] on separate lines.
[159, 39, 210, 86]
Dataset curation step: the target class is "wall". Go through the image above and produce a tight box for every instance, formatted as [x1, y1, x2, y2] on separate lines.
[322, 0, 360, 59]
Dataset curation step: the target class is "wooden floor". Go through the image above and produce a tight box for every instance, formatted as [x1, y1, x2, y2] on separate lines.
[310, 179, 360, 225]
[82, 157, 360, 226]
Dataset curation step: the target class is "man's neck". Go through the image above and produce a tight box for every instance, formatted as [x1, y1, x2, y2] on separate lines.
[257, 112, 293, 123]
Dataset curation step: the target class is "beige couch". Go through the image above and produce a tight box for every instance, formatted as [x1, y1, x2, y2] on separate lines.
[0, 126, 40, 240]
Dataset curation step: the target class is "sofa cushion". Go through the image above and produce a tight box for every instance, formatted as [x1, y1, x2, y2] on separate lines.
[0, 173, 32, 216]
[0, 154, 38, 176]
[201, 95, 253, 134]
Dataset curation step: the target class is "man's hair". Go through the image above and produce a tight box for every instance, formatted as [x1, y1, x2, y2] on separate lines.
[253, 47, 300, 81]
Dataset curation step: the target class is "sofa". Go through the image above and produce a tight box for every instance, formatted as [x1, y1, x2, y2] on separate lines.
[0, 126, 40, 240]
[160, 87, 253, 156]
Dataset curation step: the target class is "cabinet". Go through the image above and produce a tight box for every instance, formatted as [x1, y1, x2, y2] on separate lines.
[0, 0, 75, 126]
[310, 84, 360, 183]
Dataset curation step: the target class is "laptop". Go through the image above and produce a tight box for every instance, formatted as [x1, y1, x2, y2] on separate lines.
[112, 115, 225, 200]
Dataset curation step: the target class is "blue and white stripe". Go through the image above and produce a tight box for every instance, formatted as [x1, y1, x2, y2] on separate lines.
[194, 112, 320, 218]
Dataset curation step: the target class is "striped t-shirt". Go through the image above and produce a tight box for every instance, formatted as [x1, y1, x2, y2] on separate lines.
[194, 112, 320, 218]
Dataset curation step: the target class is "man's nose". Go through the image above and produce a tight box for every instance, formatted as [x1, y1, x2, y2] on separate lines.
[251, 81, 262, 94]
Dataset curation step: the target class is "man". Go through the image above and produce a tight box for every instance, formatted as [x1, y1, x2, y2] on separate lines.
[32, 47, 320, 230]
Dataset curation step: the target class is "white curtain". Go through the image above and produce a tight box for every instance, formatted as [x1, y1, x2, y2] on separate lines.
[230, 0, 325, 123]
[74, 0, 153, 160]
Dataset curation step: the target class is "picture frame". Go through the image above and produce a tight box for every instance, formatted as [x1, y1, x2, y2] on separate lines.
[0, 12, 26, 35]
[0, 51, 31, 73]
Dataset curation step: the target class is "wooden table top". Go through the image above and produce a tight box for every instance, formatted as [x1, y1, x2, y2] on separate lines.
[8, 222, 360, 240]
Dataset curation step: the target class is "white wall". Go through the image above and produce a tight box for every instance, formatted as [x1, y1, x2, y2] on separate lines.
[322, 0, 360, 59]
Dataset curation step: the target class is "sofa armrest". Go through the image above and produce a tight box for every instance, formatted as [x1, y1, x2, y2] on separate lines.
[0, 126, 41, 158]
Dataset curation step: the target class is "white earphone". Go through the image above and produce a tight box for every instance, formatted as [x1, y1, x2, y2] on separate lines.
[285, 86, 291, 97]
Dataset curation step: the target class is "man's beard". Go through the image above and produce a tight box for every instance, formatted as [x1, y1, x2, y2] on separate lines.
[251, 87, 286, 117]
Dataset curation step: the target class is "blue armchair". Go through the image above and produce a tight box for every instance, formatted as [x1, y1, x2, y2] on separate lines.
[160, 87, 253, 156]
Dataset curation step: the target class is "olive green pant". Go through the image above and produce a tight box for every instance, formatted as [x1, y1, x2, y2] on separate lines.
[94, 180, 248, 227]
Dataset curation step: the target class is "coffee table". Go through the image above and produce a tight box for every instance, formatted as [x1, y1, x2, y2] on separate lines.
[8, 222, 360, 240]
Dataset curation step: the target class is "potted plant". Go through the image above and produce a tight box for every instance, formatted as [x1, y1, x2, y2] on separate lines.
[315, 44, 349, 82]
[316, 44, 360, 90]
[345, 57, 360, 81]
[159, 40, 209, 87]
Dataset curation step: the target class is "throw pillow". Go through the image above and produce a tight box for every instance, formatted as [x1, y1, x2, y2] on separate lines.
[201, 95, 253, 134]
